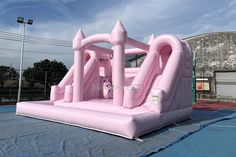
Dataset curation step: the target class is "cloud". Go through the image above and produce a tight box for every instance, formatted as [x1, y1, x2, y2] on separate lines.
[190, 0, 236, 35]
[72, 0, 191, 42]
[0, 0, 38, 15]
[60, 0, 76, 4]
[43, 0, 75, 21]
[1, 0, 236, 69]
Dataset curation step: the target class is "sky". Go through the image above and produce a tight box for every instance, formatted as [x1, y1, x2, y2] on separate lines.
[0, 0, 236, 69]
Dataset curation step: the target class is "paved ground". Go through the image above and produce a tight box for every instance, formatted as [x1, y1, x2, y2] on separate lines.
[151, 112, 236, 157]
[193, 100, 236, 111]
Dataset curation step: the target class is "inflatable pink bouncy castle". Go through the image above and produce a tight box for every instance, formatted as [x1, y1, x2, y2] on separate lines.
[16, 20, 192, 139]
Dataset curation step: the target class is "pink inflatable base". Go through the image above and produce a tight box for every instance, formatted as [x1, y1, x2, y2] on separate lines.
[16, 101, 192, 139]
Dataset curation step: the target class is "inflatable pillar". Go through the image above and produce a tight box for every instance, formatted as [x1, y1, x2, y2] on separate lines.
[72, 29, 85, 102]
[148, 34, 156, 45]
[110, 20, 127, 106]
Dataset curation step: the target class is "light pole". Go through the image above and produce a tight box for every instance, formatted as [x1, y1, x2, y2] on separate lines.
[17, 17, 33, 102]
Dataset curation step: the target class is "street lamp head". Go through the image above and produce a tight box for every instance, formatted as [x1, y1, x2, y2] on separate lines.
[17, 16, 24, 23]
[27, 19, 33, 25]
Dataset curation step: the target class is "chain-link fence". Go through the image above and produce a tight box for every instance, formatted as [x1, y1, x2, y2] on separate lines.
[0, 69, 67, 104]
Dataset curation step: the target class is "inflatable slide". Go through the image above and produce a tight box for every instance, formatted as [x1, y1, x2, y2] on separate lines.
[16, 20, 192, 139]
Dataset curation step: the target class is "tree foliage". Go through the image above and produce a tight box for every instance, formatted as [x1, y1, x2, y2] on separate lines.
[0, 66, 18, 87]
[23, 59, 68, 87]
[23, 67, 36, 88]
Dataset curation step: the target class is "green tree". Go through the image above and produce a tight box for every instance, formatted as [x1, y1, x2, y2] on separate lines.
[0, 66, 18, 87]
[23, 67, 36, 88]
[23, 59, 68, 87]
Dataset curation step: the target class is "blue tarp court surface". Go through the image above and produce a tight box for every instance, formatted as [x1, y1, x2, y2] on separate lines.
[0, 105, 236, 157]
